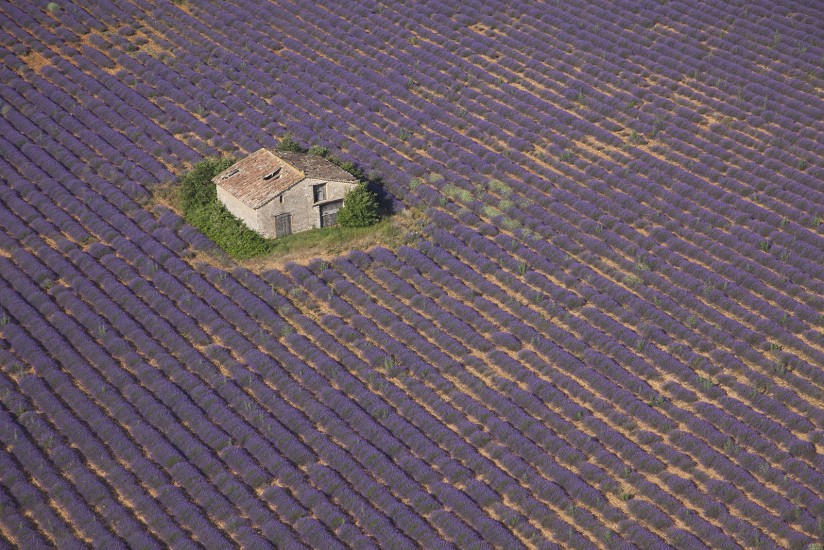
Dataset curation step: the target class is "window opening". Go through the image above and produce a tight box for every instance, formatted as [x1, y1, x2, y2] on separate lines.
[263, 167, 282, 180]
[313, 183, 327, 203]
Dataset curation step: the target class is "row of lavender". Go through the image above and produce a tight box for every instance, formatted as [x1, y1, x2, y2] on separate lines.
[0, 134, 728, 546]
[111, 0, 824, 306]
[3, 0, 820, 468]
[3, 0, 820, 486]
[4, 0, 816, 229]
[0, 221, 448, 545]
[0, 88, 656, 544]
[169, 0, 824, 213]
[310, 235, 815, 536]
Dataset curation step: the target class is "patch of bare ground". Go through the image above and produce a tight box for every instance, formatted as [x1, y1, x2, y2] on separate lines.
[172, 1, 195, 17]
[131, 29, 163, 56]
[19, 49, 50, 73]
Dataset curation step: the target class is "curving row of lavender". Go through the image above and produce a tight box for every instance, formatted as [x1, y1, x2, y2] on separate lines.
[1, 0, 822, 547]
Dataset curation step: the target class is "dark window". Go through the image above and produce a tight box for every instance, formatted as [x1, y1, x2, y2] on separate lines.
[275, 213, 291, 237]
[320, 200, 342, 228]
[313, 183, 326, 203]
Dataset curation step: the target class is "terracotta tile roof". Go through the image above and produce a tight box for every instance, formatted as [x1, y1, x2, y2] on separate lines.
[277, 151, 359, 182]
[213, 148, 304, 209]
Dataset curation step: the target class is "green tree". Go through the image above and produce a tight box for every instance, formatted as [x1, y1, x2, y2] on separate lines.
[338, 184, 379, 228]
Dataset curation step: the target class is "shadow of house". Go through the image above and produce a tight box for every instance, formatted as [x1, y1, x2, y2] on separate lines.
[213, 149, 360, 238]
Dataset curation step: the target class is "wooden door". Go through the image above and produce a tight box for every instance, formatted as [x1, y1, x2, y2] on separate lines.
[275, 213, 291, 237]
[319, 200, 342, 228]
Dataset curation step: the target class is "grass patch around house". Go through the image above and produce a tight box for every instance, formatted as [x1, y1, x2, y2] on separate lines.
[166, 156, 416, 264]
[239, 213, 422, 269]
[178, 156, 278, 260]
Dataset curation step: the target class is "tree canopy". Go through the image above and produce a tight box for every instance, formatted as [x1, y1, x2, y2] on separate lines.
[338, 183, 380, 228]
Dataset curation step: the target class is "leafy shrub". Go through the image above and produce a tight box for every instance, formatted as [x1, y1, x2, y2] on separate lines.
[307, 144, 329, 157]
[330, 157, 364, 180]
[338, 184, 379, 228]
[185, 201, 275, 259]
[179, 157, 275, 259]
[179, 156, 234, 213]
[276, 132, 306, 153]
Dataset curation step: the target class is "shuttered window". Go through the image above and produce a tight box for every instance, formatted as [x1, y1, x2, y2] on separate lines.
[313, 183, 326, 203]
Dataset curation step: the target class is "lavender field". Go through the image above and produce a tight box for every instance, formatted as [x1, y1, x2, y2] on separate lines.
[1, 0, 823, 547]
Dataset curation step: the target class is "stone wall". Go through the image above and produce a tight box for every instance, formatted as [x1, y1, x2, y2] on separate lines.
[256, 178, 358, 237]
[216, 185, 259, 233]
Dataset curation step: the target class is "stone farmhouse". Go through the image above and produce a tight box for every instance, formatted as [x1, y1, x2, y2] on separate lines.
[213, 148, 360, 238]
